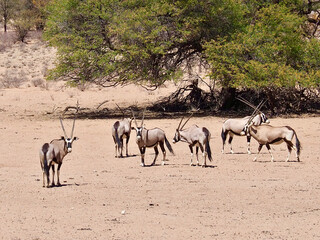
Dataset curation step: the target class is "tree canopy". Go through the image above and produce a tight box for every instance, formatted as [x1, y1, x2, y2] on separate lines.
[43, 0, 320, 89]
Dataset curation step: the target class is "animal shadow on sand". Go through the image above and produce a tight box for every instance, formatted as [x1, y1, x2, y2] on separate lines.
[47, 182, 89, 188]
[172, 163, 217, 168]
[115, 154, 137, 158]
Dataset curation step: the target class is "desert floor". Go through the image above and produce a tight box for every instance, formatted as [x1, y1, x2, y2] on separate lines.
[0, 85, 319, 240]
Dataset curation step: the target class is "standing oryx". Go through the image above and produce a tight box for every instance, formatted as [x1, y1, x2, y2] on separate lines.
[221, 97, 270, 154]
[173, 115, 212, 167]
[112, 104, 133, 157]
[39, 103, 79, 188]
[240, 102, 301, 162]
[131, 109, 174, 167]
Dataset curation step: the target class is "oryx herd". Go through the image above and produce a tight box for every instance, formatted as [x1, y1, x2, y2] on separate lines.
[39, 98, 301, 188]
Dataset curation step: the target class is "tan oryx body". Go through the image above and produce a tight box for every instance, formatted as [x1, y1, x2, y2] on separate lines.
[173, 116, 212, 167]
[241, 124, 301, 162]
[221, 112, 269, 154]
[131, 110, 174, 167]
[39, 104, 79, 187]
[112, 118, 133, 157]
[240, 99, 301, 162]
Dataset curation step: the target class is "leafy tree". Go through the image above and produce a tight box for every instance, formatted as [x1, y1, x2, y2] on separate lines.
[44, 0, 320, 113]
[204, 3, 320, 89]
[32, 0, 51, 30]
[10, 0, 36, 42]
[0, 0, 18, 32]
[44, 0, 246, 87]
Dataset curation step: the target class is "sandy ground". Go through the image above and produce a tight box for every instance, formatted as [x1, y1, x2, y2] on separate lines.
[1, 32, 320, 240]
[0, 86, 319, 240]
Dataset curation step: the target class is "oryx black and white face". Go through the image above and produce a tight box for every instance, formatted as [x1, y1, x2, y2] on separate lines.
[59, 103, 79, 153]
[61, 136, 78, 153]
[173, 114, 193, 143]
[260, 112, 270, 124]
[173, 129, 181, 143]
[131, 108, 146, 144]
[132, 126, 144, 143]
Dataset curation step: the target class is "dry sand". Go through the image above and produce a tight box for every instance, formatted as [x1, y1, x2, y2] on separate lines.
[0, 34, 320, 240]
[0, 86, 319, 240]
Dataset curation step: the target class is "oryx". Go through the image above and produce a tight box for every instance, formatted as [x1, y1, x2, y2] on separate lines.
[240, 101, 301, 162]
[39, 103, 79, 187]
[112, 104, 133, 157]
[221, 97, 270, 154]
[131, 109, 174, 167]
[173, 114, 212, 167]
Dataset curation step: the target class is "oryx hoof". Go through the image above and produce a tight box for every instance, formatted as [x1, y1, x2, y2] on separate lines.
[190, 163, 195, 166]
[230, 150, 234, 154]
[253, 158, 257, 162]
[161, 162, 165, 166]
[140, 163, 145, 167]
[248, 151, 251, 155]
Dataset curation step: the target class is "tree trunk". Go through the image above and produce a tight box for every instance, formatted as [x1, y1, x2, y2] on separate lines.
[220, 87, 236, 110]
[4, 14, 7, 32]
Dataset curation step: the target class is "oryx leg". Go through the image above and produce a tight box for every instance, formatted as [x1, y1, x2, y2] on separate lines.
[139, 147, 146, 167]
[253, 144, 263, 162]
[151, 145, 159, 166]
[113, 136, 118, 158]
[126, 136, 130, 157]
[291, 144, 300, 162]
[189, 145, 194, 166]
[228, 134, 234, 154]
[120, 138, 124, 158]
[247, 136, 252, 155]
[42, 169, 46, 187]
[199, 144, 207, 168]
[51, 164, 56, 186]
[221, 130, 228, 154]
[45, 164, 50, 188]
[196, 146, 199, 166]
[266, 144, 274, 162]
[40, 160, 46, 187]
[285, 141, 293, 162]
[57, 163, 62, 186]
[159, 141, 166, 166]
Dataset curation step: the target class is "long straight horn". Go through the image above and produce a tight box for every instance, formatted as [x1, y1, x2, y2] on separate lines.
[141, 108, 146, 127]
[177, 117, 184, 130]
[237, 96, 262, 113]
[131, 109, 138, 128]
[236, 97, 256, 109]
[247, 100, 266, 124]
[70, 100, 79, 139]
[60, 117, 68, 138]
[180, 113, 193, 130]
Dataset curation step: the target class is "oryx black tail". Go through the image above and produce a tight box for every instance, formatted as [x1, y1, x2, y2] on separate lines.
[294, 130, 301, 160]
[113, 121, 122, 148]
[164, 136, 174, 155]
[203, 127, 212, 161]
[41, 143, 50, 175]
